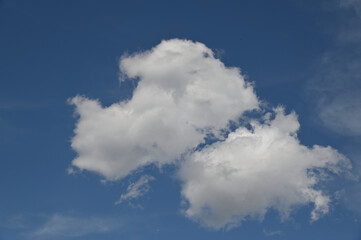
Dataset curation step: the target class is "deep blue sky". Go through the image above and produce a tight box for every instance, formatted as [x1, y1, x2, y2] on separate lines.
[1, 0, 361, 239]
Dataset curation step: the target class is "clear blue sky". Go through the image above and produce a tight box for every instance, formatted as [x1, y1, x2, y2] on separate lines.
[1, 0, 361, 239]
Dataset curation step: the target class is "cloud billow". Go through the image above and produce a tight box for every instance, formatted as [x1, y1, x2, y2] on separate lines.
[179, 107, 349, 229]
[70, 39, 258, 180]
[70, 39, 350, 229]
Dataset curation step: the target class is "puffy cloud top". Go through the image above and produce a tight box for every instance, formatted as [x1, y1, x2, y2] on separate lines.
[179, 108, 349, 229]
[70, 39, 258, 180]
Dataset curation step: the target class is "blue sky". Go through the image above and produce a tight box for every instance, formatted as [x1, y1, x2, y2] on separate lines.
[1, 0, 361, 239]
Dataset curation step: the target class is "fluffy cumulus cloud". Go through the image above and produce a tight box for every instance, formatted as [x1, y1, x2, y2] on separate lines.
[70, 39, 350, 229]
[70, 39, 258, 180]
[179, 108, 350, 229]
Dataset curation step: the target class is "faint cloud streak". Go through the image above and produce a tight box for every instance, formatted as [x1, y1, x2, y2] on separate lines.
[29, 214, 121, 239]
[115, 175, 155, 205]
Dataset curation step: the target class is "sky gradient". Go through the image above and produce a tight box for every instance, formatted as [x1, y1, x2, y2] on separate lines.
[1, 0, 361, 239]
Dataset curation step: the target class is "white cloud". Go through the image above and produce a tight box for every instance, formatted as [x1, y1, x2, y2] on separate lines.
[30, 214, 120, 239]
[178, 108, 350, 229]
[70, 39, 258, 180]
[263, 228, 282, 236]
[69, 39, 351, 229]
[115, 175, 154, 205]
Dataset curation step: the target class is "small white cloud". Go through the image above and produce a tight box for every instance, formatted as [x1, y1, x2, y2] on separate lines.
[30, 214, 120, 239]
[70, 39, 258, 180]
[115, 175, 155, 205]
[178, 107, 350, 229]
[263, 228, 282, 236]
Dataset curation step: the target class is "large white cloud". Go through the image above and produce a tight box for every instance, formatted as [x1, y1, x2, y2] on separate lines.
[70, 39, 259, 180]
[178, 108, 350, 229]
[70, 39, 350, 229]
